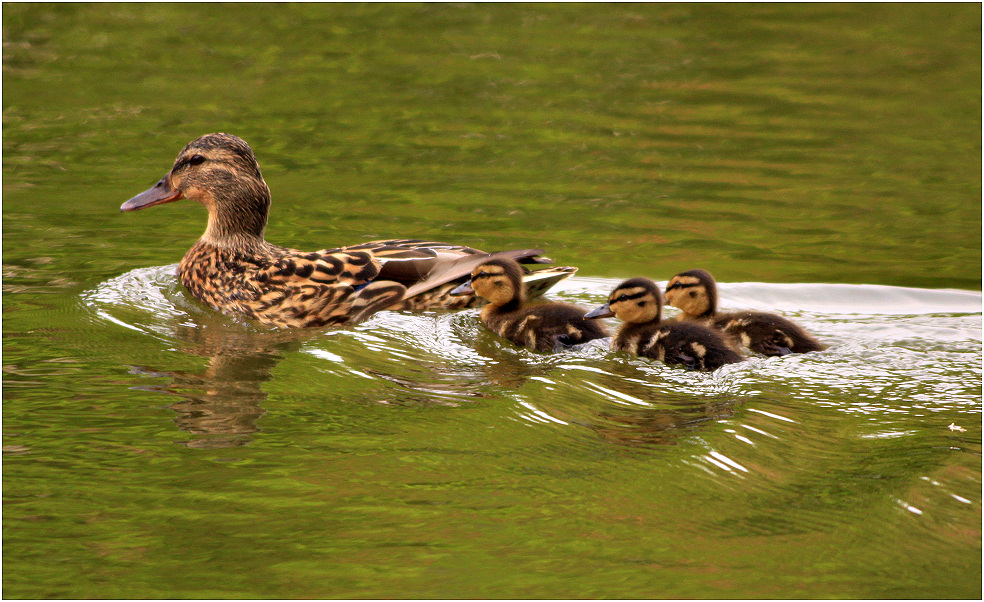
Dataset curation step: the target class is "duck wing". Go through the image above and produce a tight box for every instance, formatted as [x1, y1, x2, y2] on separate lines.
[342, 238, 483, 256]
[337, 239, 559, 299]
[345, 238, 553, 266]
[345, 239, 554, 263]
[242, 248, 404, 326]
[257, 249, 382, 288]
[328, 239, 512, 287]
[246, 240, 564, 323]
[522, 266, 578, 299]
[402, 248, 547, 298]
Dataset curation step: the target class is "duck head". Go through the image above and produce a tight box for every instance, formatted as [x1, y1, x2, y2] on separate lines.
[450, 258, 524, 307]
[665, 269, 716, 318]
[121, 133, 272, 246]
[585, 277, 663, 323]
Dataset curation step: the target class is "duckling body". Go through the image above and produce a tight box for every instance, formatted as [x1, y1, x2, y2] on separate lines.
[121, 133, 570, 328]
[665, 269, 826, 356]
[585, 278, 742, 371]
[451, 258, 608, 352]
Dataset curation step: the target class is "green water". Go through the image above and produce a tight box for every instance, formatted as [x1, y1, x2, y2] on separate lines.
[3, 3, 981, 599]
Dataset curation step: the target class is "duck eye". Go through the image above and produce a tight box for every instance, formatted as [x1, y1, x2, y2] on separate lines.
[188, 154, 206, 166]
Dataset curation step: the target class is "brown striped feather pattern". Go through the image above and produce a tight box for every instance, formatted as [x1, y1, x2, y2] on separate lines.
[122, 134, 571, 328]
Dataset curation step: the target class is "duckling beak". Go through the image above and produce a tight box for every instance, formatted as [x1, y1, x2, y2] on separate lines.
[120, 177, 183, 212]
[449, 280, 474, 296]
[584, 303, 614, 319]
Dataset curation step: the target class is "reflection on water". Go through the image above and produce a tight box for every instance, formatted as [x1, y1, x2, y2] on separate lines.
[76, 267, 980, 596]
[5, 3, 980, 598]
[589, 397, 738, 447]
[84, 266, 313, 447]
[125, 325, 289, 449]
[83, 266, 981, 454]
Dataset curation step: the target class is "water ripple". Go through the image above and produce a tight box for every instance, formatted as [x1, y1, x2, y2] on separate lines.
[83, 268, 980, 451]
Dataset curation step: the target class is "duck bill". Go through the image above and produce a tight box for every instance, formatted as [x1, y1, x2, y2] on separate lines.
[120, 177, 182, 212]
[584, 303, 614, 319]
[449, 281, 474, 296]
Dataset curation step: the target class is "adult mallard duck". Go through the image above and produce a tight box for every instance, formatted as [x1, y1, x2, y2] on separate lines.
[664, 269, 826, 356]
[450, 258, 607, 353]
[585, 278, 742, 371]
[120, 133, 573, 328]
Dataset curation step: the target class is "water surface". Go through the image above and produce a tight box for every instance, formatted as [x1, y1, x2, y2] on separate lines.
[3, 3, 981, 599]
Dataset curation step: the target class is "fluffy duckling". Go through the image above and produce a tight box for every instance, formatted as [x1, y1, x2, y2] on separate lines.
[585, 278, 743, 371]
[120, 133, 571, 328]
[665, 269, 826, 356]
[450, 258, 608, 352]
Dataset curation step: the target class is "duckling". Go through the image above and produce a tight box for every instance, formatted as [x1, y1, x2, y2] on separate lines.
[120, 133, 573, 328]
[664, 269, 826, 356]
[449, 258, 608, 353]
[585, 278, 743, 371]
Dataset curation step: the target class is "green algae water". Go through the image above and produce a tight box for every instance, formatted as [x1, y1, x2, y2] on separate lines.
[3, 4, 981, 599]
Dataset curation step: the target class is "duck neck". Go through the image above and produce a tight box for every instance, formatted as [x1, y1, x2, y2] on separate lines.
[695, 299, 716, 319]
[200, 179, 272, 252]
[498, 298, 523, 313]
[481, 297, 522, 321]
[615, 320, 647, 349]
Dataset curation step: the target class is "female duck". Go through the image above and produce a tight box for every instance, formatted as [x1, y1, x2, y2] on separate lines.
[585, 278, 742, 371]
[664, 269, 826, 356]
[450, 258, 608, 352]
[120, 133, 569, 328]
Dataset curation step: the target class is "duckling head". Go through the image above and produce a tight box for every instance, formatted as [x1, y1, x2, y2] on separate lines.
[450, 258, 524, 308]
[121, 133, 272, 246]
[585, 277, 662, 324]
[665, 269, 716, 318]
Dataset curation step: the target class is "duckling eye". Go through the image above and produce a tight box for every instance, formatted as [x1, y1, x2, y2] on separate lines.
[187, 154, 206, 166]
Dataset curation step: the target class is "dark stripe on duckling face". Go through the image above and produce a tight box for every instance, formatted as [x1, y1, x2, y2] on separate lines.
[470, 270, 498, 281]
[665, 280, 699, 292]
[608, 288, 649, 304]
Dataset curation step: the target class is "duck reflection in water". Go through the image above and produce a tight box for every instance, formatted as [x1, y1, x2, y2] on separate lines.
[526, 361, 741, 447]
[127, 312, 314, 448]
[590, 394, 737, 447]
[120, 291, 737, 449]
[341, 314, 568, 404]
[123, 308, 554, 444]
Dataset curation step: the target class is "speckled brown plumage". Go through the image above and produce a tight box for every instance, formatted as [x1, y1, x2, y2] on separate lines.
[451, 258, 607, 353]
[121, 133, 571, 328]
[177, 241, 405, 327]
[585, 278, 743, 371]
[665, 269, 827, 356]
